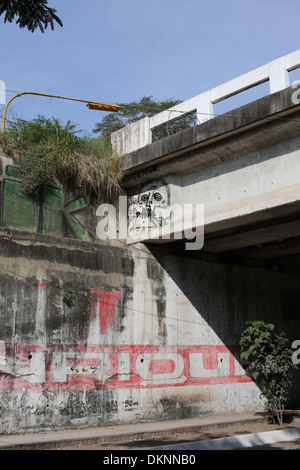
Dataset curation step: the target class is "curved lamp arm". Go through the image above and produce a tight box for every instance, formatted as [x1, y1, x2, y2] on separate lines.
[1, 91, 120, 133]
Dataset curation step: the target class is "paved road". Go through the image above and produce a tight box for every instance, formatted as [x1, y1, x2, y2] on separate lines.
[243, 439, 300, 450]
[2, 415, 300, 451]
[52, 423, 300, 451]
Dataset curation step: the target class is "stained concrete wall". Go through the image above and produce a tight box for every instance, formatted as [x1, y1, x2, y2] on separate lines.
[0, 226, 300, 434]
[1, 92, 300, 434]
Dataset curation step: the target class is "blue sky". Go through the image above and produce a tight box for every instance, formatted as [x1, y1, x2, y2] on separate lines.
[0, 0, 300, 136]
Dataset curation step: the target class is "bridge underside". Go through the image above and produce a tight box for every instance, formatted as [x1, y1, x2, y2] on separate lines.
[169, 212, 300, 278]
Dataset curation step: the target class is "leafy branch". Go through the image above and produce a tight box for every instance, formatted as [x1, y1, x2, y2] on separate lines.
[92, 95, 198, 141]
[0, 0, 63, 33]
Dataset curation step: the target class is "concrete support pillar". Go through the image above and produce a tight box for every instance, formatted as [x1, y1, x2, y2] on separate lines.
[111, 117, 152, 156]
[269, 57, 290, 94]
[196, 91, 214, 123]
[0, 81, 5, 105]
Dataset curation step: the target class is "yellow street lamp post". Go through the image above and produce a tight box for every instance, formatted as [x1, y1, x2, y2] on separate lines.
[1, 91, 120, 133]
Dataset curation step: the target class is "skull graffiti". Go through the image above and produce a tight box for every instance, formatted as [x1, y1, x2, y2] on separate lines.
[128, 181, 170, 234]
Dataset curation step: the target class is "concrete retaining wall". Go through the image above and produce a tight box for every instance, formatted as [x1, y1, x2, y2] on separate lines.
[0, 227, 299, 434]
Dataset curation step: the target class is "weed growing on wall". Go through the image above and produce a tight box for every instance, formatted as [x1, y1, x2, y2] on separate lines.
[0, 116, 122, 201]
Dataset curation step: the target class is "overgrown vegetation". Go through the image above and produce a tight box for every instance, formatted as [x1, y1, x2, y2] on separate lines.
[0, 95, 196, 202]
[0, 116, 122, 201]
[240, 321, 298, 426]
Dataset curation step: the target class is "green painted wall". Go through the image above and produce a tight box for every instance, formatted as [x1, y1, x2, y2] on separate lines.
[2, 165, 87, 239]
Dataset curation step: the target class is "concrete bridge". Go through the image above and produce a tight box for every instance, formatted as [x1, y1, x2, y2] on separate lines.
[112, 50, 300, 277]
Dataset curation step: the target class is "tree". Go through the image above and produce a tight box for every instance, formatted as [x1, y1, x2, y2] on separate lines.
[92, 96, 197, 141]
[240, 321, 297, 426]
[0, 0, 63, 33]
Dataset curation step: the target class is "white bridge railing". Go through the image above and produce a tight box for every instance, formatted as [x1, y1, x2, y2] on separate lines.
[111, 49, 300, 157]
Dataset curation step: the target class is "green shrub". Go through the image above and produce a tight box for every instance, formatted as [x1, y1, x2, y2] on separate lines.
[240, 321, 298, 425]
